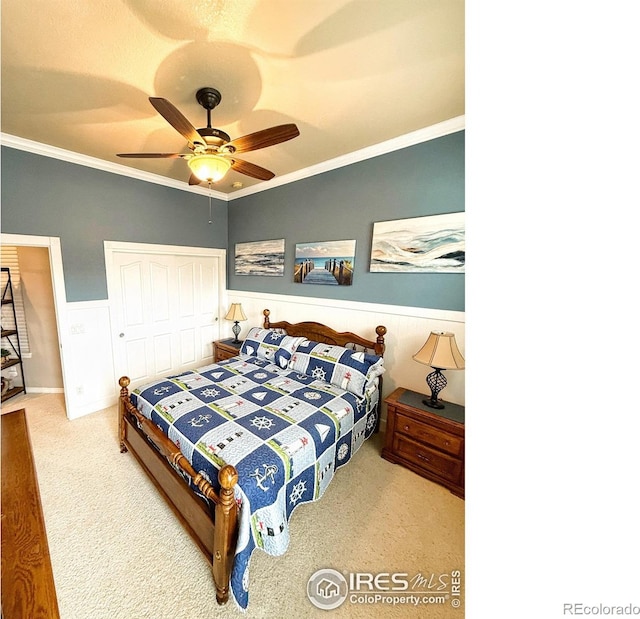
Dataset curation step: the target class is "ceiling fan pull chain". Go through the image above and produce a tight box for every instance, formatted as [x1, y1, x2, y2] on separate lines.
[208, 182, 213, 224]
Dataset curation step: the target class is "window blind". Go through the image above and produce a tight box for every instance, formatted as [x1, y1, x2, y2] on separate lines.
[1, 246, 32, 355]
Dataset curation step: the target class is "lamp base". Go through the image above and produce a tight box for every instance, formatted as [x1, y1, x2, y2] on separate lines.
[422, 398, 445, 410]
[231, 321, 241, 345]
[424, 368, 448, 410]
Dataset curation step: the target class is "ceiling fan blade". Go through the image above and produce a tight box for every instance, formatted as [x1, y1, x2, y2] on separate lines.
[188, 173, 204, 186]
[149, 97, 205, 146]
[227, 124, 299, 154]
[231, 158, 275, 181]
[117, 152, 187, 158]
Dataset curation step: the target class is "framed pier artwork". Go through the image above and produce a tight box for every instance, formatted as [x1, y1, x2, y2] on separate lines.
[294, 240, 356, 285]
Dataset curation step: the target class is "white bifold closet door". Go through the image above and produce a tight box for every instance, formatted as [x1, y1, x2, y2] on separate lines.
[110, 250, 221, 388]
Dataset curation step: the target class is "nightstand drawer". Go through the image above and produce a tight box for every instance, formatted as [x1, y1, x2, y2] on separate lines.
[216, 347, 238, 362]
[395, 412, 463, 457]
[383, 388, 464, 498]
[213, 339, 243, 363]
[393, 434, 462, 483]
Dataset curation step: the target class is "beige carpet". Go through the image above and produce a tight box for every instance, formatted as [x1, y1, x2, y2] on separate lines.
[2, 393, 465, 618]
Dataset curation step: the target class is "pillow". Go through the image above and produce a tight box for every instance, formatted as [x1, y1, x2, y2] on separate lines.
[273, 335, 307, 369]
[289, 340, 385, 397]
[240, 327, 306, 368]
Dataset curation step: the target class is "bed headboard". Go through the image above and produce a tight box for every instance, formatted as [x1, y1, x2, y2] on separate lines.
[262, 308, 386, 356]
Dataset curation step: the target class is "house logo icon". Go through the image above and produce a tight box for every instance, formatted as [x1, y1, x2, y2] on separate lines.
[307, 568, 348, 610]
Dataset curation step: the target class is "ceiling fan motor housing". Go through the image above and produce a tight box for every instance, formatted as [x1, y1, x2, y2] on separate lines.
[194, 87, 231, 147]
[197, 127, 231, 147]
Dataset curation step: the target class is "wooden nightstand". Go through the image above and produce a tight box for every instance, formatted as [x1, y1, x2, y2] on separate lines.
[213, 338, 243, 362]
[382, 387, 465, 498]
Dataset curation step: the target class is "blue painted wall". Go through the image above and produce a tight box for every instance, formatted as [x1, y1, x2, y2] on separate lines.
[1, 129, 464, 310]
[229, 130, 465, 311]
[1, 147, 227, 301]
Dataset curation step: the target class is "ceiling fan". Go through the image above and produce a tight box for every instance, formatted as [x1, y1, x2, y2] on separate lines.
[117, 87, 299, 186]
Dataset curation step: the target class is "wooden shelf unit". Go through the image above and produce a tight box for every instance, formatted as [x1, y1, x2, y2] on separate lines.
[2, 267, 26, 402]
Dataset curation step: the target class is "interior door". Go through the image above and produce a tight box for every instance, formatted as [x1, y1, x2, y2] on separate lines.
[110, 248, 223, 388]
[0, 234, 75, 416]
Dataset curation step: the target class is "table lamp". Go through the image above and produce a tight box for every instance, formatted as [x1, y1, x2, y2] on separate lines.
[412, 331, 465, 409]
[224, 303, 247, 344]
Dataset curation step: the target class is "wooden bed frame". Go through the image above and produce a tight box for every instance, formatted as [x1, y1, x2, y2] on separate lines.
[118, 309, 386, 605]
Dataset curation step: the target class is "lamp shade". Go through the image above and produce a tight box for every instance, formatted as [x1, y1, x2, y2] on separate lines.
[413, 331, 465, 370]
[224, 303, 247, 322]
[188, 154, 232, 182]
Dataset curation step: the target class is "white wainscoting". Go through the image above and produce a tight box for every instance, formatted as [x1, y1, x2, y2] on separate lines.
[225, 291, 466, 425]
[64, 291, 464, 421]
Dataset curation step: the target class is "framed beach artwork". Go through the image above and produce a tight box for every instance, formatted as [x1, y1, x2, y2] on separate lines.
[294, 240, 356, 285]
[369, 212, 465, 273]
[235, 239, 285, 276]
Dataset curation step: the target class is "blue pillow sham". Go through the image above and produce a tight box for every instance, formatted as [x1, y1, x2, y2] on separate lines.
[288, 340, 384, 397]
[240, 327, 306, 369]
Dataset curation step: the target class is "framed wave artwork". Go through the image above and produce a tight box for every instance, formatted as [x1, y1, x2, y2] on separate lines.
[369, 212, 465, 273]
[235, 239, 285, 276]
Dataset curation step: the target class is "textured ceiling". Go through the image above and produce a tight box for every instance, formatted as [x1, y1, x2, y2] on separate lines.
[1, 0, 464, 195]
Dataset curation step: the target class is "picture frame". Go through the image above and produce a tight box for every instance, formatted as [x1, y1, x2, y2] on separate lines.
[370, 212, 465, 273]
[294, 240, 356, 285]
[235, 239, 285, 276]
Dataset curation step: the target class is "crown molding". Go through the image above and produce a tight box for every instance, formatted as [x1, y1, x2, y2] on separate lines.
[1, 115, 464, 202]
[0, 133, 227, 200]
[227, 115, 465, 200]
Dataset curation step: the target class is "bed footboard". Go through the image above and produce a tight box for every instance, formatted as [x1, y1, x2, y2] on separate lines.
[118, 376, 238, 605]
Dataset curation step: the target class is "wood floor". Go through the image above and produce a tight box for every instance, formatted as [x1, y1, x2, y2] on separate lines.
[1, 408, 60, 619]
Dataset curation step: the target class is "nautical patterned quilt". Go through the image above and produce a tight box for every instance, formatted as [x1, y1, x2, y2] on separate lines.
[130, 351, 381, 609]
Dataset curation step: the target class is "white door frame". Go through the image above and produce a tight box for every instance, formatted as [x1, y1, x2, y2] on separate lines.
[0, 233, 73, 416]
[104, 240, 227, 385]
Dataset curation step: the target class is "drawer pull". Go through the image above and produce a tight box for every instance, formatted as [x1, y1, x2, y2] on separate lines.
[417, 452, 429, 462]
[403, 425, 410, 431]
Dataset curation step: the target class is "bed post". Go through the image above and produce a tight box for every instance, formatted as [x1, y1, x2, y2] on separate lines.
[118, 376, 130, 453]
[375, 325, 387, 356]
[213, 464, 239, 605]
[263, 308, 271, 329]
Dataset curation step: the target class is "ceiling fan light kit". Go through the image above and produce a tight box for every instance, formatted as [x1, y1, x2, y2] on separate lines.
[188, 154, 231, 182]
[117, 86, 299, 187]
